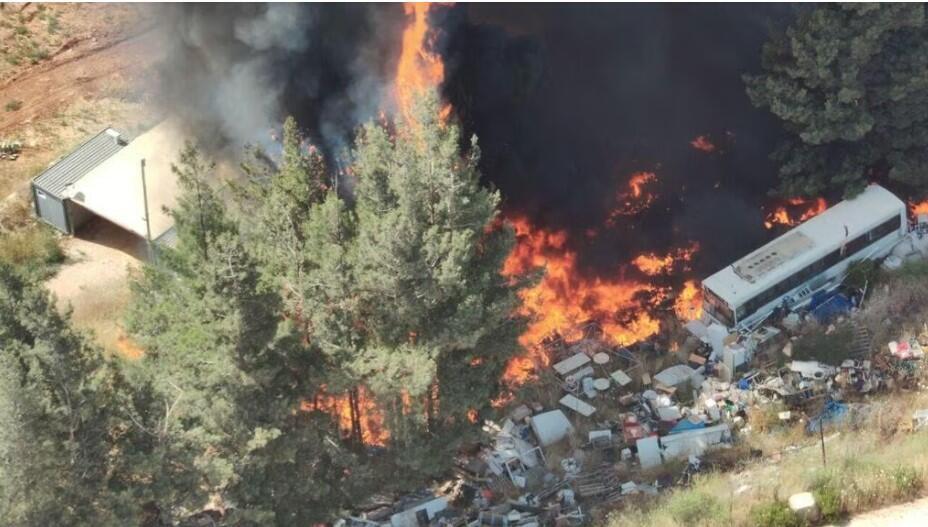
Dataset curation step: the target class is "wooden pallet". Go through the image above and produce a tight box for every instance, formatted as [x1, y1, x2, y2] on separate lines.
[850, 321, 873, 359]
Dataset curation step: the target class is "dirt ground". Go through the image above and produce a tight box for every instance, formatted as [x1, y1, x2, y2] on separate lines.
[832, 496, 928, 527]
[0, 4, 162, 357]
[45, 217, 144, 355]
[0, 4, 162, 198]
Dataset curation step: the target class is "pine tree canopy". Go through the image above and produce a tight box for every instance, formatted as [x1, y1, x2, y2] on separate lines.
[745, 4, 928, 197]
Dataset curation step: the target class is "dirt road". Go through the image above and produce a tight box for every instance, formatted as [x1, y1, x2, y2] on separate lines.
[0, 21, 162, 135]
[832, 496, 928, 527]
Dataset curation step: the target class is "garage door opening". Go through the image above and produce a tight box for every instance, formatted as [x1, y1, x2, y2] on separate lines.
[70, 204, 149, 260]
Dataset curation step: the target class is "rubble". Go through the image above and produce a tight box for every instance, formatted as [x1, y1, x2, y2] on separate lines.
[0, 140, 21, 161]
[338, 258, 928, 526]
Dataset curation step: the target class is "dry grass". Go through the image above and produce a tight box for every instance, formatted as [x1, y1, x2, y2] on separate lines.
[0, 4, 143, 82]
[859, 261, 928, 352]
[605, 387, 928, 527]
[0, 96, 156, 200]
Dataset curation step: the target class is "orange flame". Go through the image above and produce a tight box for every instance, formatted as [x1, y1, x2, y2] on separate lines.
[911, 200, 928, 216]
[501, 217, 664, 383]
[608, 171, 658, 222]
[690, 135, 716, 153]
[305, 386, 390, 446]
[632, 243, 699, 276]
[395, 3, 450, 126]
[763, 197, 827, 229]
[674, 280, 703, 321]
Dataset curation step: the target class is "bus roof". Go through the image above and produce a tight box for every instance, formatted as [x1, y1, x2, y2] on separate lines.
[702, 184, 905, 307]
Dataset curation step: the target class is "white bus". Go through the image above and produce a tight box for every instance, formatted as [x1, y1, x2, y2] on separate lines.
[701, 184, 906, 330]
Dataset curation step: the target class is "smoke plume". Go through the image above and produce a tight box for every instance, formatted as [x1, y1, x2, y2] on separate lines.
[153, 4, 402, 157]
[440, 4, 796, 278]
[153, 3, 796, 280]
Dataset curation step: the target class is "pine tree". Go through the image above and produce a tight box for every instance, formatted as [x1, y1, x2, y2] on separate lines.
[236, 116, 330, 329]
[125, 144, 285, 522]
[745, 4, 928, 197]
[0, 263, 134, 524]
[323, 90, 525, 476]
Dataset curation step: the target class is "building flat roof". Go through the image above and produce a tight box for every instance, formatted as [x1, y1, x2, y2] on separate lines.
[32, 128, 126, 197]
[703, 185, 905, 306]
[65, 119, 185, 240]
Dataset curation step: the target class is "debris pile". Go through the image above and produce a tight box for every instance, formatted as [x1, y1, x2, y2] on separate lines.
[0, 140, 21, 161]
[337, 233, 928, 526]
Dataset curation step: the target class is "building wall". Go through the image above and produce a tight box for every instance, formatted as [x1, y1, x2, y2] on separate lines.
[32, 185, 70, 233]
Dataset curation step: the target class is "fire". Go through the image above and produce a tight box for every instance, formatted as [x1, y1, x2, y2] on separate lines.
[395, 2, 450, 126]
[763, 197, 827, 229]
[674, 280, 703, 321]
[501, 216, 664, 383]
[307, 1, 453, 447]
[306, 386, 390, 446]
[690, 135, 716, 153]
[911, 200, 928, 215]
[609, 171, 658, 221]
[632, 243, 699, 276]
[628, 171, 657, 198]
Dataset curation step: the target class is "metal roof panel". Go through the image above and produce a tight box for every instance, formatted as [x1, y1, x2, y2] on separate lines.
[31, 127, 126, 196]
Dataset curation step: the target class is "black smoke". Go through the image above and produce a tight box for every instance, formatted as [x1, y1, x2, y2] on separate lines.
[439, 4, 796, 280]
[154, 4, 796, 281]
[153, 3, 403, 158]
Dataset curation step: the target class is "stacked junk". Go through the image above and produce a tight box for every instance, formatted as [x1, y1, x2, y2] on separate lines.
[338, 292, 928, 527]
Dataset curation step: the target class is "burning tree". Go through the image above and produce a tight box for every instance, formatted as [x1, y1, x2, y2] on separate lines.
[305, 89, 527, 465]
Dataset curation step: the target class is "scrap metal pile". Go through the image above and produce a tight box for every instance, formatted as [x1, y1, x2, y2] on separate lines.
[0, 140, 21, 160]
[337, 307, 927, 527]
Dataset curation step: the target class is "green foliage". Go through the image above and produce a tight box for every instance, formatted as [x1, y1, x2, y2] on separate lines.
[809, 472, 844, 522]
[0, 263, 139, 524]
[343, 91, 526, 467]
[749, 501, 804, 527]
[791, 323, 853, 365]
[889, 465, 923, 498]
[666, 490, 727, 526]
[746, 4, 928, 197]
[844, 259, 878, 290]
[0, 223, 64, 276]
[4, 99, 22, 112]
[14, 25, 28, 36]
[26, 45, 49, 63]
[119, 91, 524, 522]
[47, 14, 59, 34]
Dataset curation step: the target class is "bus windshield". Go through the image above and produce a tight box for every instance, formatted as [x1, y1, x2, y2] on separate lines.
[702, 286, 734, 326]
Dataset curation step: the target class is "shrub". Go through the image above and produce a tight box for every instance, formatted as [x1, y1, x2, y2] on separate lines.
[47, 15, 59, 34]
[844, 259, 879, 290]
[889, 465, 922, 499]
[0, 224, 64, 274]
[791, 323, 853, 366]
[749, 501, 804, 527]
[25, 45, 49, 64]
[14, 25, 28, 36]
[809, 472, 843, 522]
[666, 490, 726, 526]
[4, 100, 22, 112]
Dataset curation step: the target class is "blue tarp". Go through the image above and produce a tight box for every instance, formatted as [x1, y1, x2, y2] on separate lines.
[668, 418, 706, 435]
[807, 399, 848, 433]
[810, 293, 853, 324]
